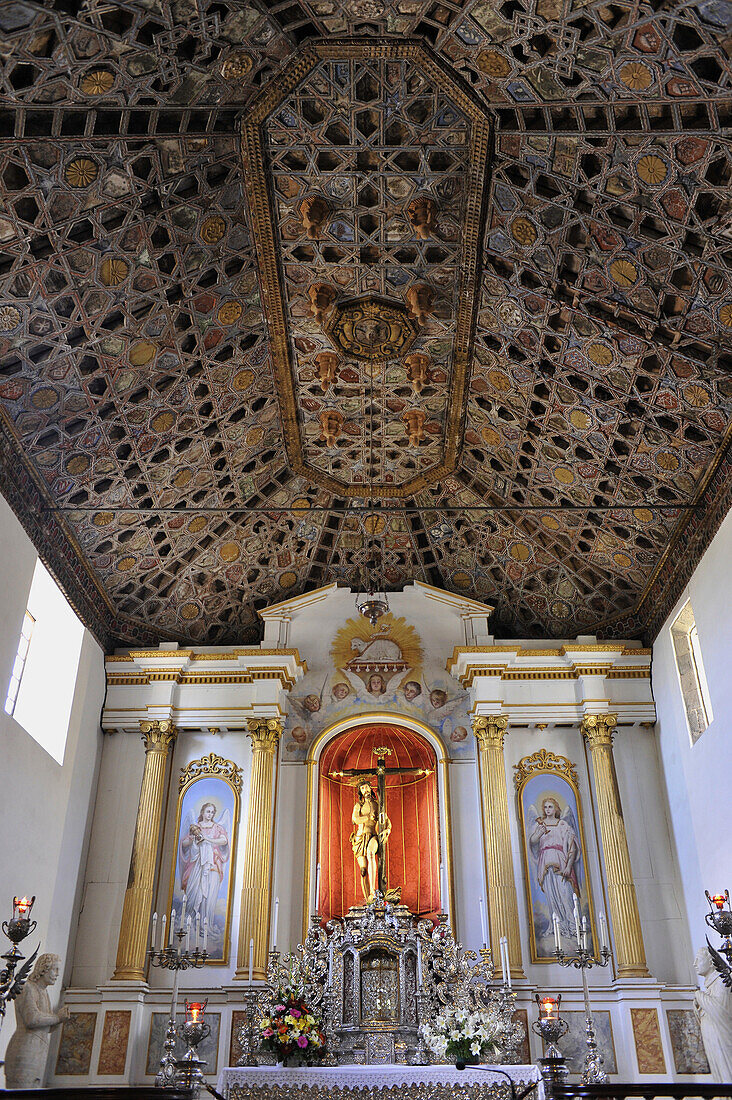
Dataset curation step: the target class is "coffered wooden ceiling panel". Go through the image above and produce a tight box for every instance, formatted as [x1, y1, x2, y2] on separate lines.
[0, 0, 730, 647]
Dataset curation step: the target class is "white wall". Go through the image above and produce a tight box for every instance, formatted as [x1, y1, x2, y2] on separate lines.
[0, 494, 105, 1066]
[653, 508, 732, 971]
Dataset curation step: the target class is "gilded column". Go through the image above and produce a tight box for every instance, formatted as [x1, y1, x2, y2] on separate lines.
[235, 717, 282, 980]
[113, 719, 177, 981]
[473, 715, 524, 978]
[581, 714, 649, 977]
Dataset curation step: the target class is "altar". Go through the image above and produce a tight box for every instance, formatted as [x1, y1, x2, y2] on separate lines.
[217, 1063, 544, 1100]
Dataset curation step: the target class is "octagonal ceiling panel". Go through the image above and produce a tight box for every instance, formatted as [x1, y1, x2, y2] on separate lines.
[242, 42, 493, 497]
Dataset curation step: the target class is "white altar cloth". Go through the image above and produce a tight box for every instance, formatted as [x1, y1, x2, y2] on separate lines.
[218, 1063, 544, 1100]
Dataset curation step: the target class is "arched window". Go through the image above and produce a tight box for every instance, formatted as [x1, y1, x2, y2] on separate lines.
[670, 600, 713, 744]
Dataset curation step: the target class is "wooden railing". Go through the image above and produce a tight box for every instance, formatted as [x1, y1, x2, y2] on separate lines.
[550, 1084, 732, 1100]
[1, 1089, 194, 1100]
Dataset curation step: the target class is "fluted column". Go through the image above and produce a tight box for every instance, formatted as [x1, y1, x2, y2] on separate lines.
[582, 714, 649, 977]
[235, 717, 282, 980]
[113, 719, 177, 980]
[473, 715, 524, 978]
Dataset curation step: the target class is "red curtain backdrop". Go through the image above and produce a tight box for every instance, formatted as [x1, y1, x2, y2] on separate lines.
[318, 724, 441, 925]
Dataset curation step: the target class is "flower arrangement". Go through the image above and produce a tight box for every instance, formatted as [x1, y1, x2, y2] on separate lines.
[420, 1007, 503, 1066]
[258, 997, 326, 1065]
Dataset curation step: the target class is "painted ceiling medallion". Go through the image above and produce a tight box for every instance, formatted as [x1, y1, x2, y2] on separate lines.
[325, 297, 416, 362]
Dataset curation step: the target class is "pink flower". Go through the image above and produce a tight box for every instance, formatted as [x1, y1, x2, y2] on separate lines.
[297, 1036, 308, 1048]
[275, 1005, 286, 1012]
[291, 1008, 302, 1018]
[263, 1029, 274, 1038]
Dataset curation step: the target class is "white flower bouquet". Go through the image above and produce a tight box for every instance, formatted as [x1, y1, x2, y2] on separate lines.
[420, 1007, 503, 1065]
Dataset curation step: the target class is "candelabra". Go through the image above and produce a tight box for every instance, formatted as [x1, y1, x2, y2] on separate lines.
[705, 890, 732, 971]
[149, 917, 208, 1088]
[175, 1000, 211, 1094]
[554, 907, 611, 1084]
[1, 896, 39, 1038]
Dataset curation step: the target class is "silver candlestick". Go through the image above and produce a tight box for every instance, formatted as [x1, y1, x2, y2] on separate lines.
[554, 915, 611, 1084]
[149, 919, 208, 1088]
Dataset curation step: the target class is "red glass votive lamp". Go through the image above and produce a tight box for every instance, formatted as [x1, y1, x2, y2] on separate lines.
[539, 995, 560, 1021]
[186, 1000, 206, 1024]
[711, 894, 727, 910]
[13, 896, 35, 920]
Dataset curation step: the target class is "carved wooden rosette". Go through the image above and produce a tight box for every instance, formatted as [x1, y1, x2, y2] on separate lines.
[472, 715, 525, 978]
[581, 714, 649, 977]
[113, 719, 177, 981]
[235, 717, 283, 980]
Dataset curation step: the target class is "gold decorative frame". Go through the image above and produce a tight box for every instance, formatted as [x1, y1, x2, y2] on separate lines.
[514, 749, 597, 964]
[167, 754, 241, 965]
[239, 39, 494, 498]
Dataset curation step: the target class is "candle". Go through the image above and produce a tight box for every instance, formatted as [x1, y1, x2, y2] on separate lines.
[195, 914, 200, 948]
[573, 896, 582, 946]
[479, 896, 488, 946]
[552, 912, 561, 953]
[248, 938, 254, 985]
[598, 913, 607, 951]
[503, 938, 512, 989]
[151, 912, 158, 949]
[499, 935, 508, 985]
[581, 915, 589, 952]
[203, 917, 208, 952]
[417, 939, 423, 987]
[315, 864, 321, 911]
[169, 908, 176, 946]
[273, 896, 279, 951]
[185, 915, 191, 952]
[161, 913, 167, 951]
[180, 895, 187, 927]
[187, 1002, 203, 1024]
[540, 997, 558, 1020]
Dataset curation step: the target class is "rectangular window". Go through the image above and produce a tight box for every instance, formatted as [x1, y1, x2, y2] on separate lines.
[6, 560, 85, 765]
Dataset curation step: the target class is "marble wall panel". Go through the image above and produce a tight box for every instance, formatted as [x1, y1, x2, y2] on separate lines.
[97, 1009, 132, 1075]
[55, 1011, 97, 1075]
[630, 1007, 666, 1074]
[548, 1010, 617, 1075]
[666, 1009, 710, 1074]
[146, 1011, 221, 1076]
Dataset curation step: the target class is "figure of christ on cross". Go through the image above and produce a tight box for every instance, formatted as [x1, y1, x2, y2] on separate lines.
[331, 746, 432, 903]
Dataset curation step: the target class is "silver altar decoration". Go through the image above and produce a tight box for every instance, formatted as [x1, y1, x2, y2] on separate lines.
[237, 894, 522, 1066]
[554, 928, 611, 1083]
[149, 922, 208, 1087]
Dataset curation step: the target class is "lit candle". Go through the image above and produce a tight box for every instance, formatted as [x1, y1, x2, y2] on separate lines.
[15, 897, 31, 917]
[151, 912, 158, 949]
[161, 913, 167, 951]
[540, 997, 558, 1020]
[598, 913, 607, 952]
[479, 896, 488, 947]
[273, 896, 279, 951]
[248, 938, 254, 985]
[169, 908, 176, 946]
[188, 1002, 202, 1024]
[711, 894, 727, 910]
[573, 896, 582, 946]
[203, 918, 208, 952]
[417, 939, 423, 987]
[315, 864, 321, 911]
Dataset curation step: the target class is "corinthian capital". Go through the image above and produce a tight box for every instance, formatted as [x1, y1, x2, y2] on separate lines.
[581, 713, 617, 748]
[247, 717, 283, 750]
[140, 719, 177, 752]
[472, 714, 508, 750]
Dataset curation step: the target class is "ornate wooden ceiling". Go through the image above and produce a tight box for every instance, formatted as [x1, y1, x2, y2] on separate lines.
[0, 0, 730, 648]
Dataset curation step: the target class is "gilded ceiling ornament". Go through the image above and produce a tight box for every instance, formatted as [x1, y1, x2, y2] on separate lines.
[609, 257, 639, 287]
[66, 454, 90, 475]
[65, 157, 99, 188]
[300, 195, 330, 240]
[80, 70, 114, 95]
[315, 350, 339, 391]
[200, 215, 226, 244]
[93, 512, 114, 527]
[319, 408, 344, 446]
[116, 556, 136, 572]
[279, 571, 297, 588]
[128, 340, 156, 366]
[684, 384, 710, 407]
[180, 602, 201, 620]
[217, 301, 243, 325]
[407, 196, 438, 240]
[326, 297, 416, 361]
[406, 284, 435, 326]
[219, 542, 241, 562]
[636, 154, 668, 185]
[151, 411, 175, 432]
[718, 303, 732, 327]
[99, 257, 129, 286]
[401, 407, 426, 446]
[586, 341, 613, 365]
[619, 61, 654, 90]
[477, 49, 511, 77]
[510, 216, 537, 246]
[221, 50, 254, 80]
[308, 282, 337, 324]
[30, 387, 59, 409]
[232, 368, 255, 391]
[188, 516, 207, 533]
[0, 305, 21, 330]
[403, 352, 431, 393]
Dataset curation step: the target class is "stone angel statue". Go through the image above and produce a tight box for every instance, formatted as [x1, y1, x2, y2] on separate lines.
[4, 953, 69, 1088]
[694, 942, 732, 1081]
[526, 794, 582, 938]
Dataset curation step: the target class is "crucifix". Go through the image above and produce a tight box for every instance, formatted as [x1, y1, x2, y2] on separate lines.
[331, 746, 432, 901]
